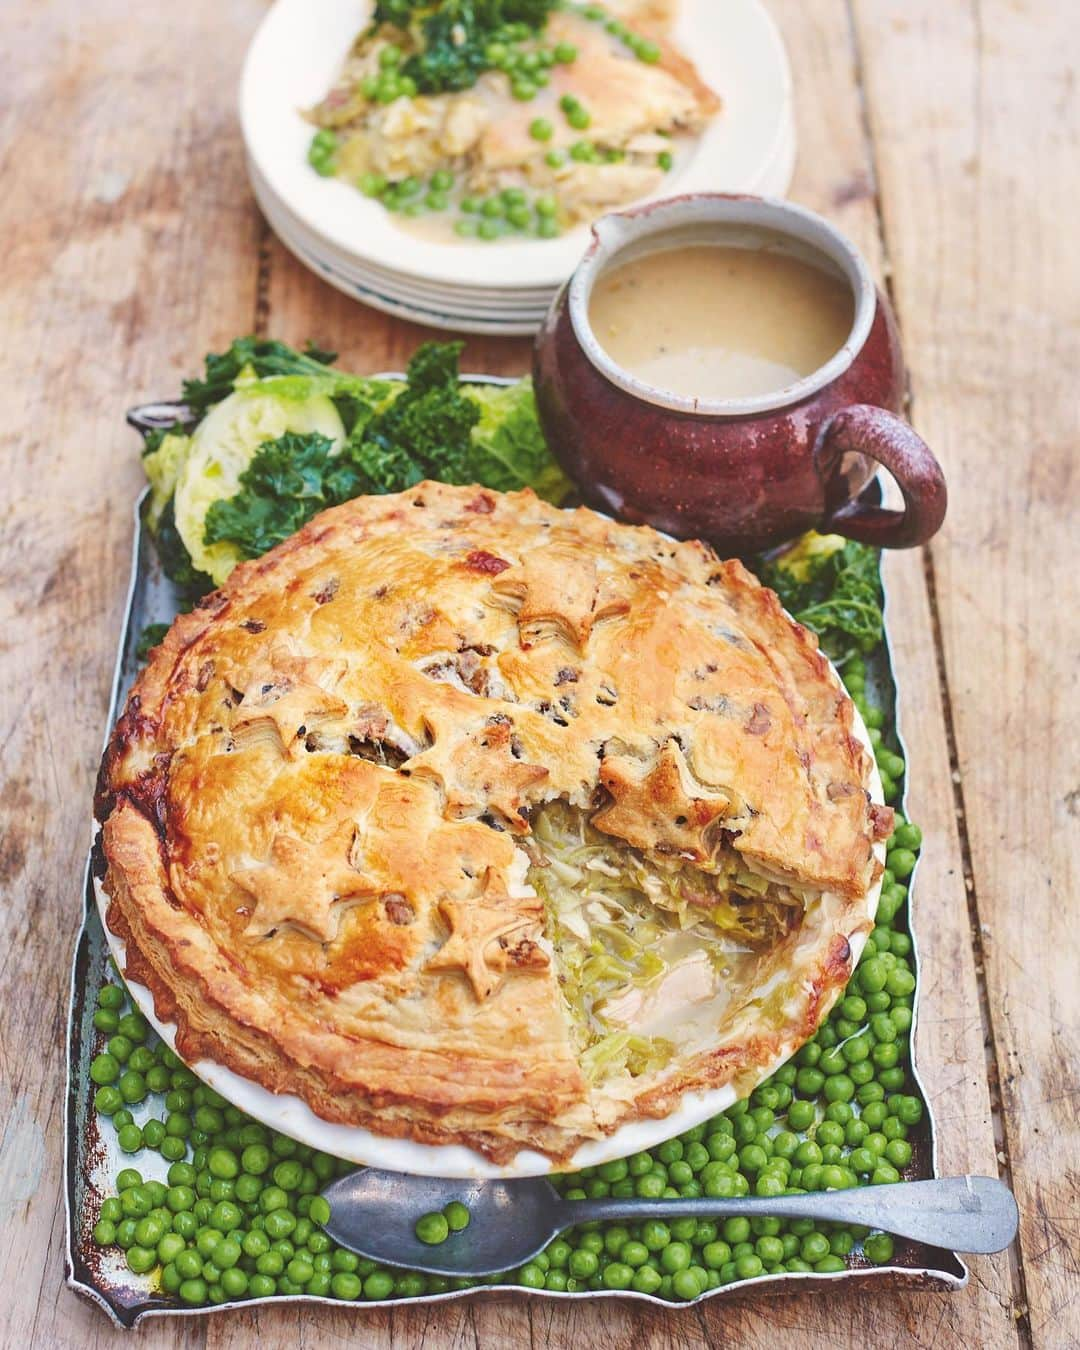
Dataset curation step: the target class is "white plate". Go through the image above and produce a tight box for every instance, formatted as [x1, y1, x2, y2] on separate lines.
[95, 691, 882, 1179]
[241, 0, 795, 292]
[263, 199, 548, 334]
[254, 173, 553, 319]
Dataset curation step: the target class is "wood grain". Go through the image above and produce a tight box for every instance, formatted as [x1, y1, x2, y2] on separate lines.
[852, 3, 1080, 1345]
[0, 1, 264, 1346]
[0, 0, 1071, 1345]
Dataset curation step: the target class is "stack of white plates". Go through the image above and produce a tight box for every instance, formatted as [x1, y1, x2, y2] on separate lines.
[241, 0, 796, 335]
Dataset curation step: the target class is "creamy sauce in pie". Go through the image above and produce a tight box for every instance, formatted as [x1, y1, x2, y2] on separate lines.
[589, 243, 855, 399]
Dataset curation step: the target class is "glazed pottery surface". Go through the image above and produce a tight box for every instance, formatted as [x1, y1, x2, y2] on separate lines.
[534, 195, 946, 553]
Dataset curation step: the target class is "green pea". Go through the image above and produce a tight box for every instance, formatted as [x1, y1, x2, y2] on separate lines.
[128, 1045, 156, 1073]
[544, 148, 567, 167]
[889, 847, 917, 879]
[719, 1214, 750, 1246]
[258, 1186, 288, 1214]
[158, 1135, 185, 1163]
[885, 966, 916, 998]
[637, 39, 662, 63]
[326, 1268, 361, 1300]
[117, 1124, 144, 1154]
[529, 117, 554, 142]
[432, 1200, 469, 1234]
[133, 1215, 165, 1248]
[823, 1073, 855, 1103]
[179, 1276, 208, 1305]
[94, 1086, 123, 1116]
[90, 1053, 120, 1086]
[363, 1269, 395, 1300]
[93, 1008, 120, 1035]
[126, 1244, 157, 1275]
[477, 219, 501, 241]
[565, 104, 591, 130]
[415, 1211, 449, 1245]
[98, 984, 125, 1010]
[117, 1070, 147, 1104]
[864, 1232, 895, 1264]
[658, 150, 674, 171]
[893, 1094, 921, 1125]
[271, 1159, 303, 1191]
[554, 41, 578, 63]
[238, 1143, 269, 1176]
[146, 1064, 172, 1093]
[600, 1261, 632, 1290]
[632, 1265, 662, 1294]
[565, 1247, 596, 1279]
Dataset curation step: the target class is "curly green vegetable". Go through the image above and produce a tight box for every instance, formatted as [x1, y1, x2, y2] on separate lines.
[758, 533, 884, 667]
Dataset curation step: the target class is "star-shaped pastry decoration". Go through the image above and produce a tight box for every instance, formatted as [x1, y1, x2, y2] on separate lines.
[232, 820, 378, 943]
[233, 648, 348, 756]
[593, 739, 736, 861]
[425, 872, 549, 1001]
[406, 718, 548, 831]
[491, 547, 631, 651]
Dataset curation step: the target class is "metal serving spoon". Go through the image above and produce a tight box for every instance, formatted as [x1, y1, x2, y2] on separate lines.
[321, 1170, 1017, 1277]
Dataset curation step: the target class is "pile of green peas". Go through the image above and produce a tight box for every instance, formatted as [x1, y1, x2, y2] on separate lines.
[307, 129, 339, 178]
[482, 29, 576, 102]
[359, 44, 419, 105]
[89, 649, 924, 1305]
[352, 169, 563, 240]
[455, 187, 561, 240]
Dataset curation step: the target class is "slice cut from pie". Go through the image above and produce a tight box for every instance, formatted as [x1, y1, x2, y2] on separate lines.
[96, 482, 890, 1163]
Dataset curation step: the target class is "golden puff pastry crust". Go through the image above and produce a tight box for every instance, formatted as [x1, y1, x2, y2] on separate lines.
[97, 482, 888, 1162]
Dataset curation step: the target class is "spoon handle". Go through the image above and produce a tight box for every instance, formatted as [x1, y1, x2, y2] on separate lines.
[564, 1175, 1017, 1255]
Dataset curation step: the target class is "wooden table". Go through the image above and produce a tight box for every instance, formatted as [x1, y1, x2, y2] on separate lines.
[2, 2, 1076, 1345]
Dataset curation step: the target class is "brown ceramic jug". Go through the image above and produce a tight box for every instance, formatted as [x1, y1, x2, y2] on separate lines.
[533, 194, 946, 555]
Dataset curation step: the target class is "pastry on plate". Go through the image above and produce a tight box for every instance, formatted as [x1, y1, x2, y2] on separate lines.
[96, 483, 889, 1163]
[307, 2, 719, 239]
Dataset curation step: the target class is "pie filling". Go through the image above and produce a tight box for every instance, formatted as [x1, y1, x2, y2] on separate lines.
[527, 802, 812, 1090]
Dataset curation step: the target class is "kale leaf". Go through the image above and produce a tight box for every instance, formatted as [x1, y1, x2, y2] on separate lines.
[197, 343, 488, 559]
[353, 340, 480, 490]
[203, 432, 364, 559]
[373, 0, 559, 94]
[182, 338, 338, 417]
[135, 622, 171, 662]
[758, 536, 884, 667]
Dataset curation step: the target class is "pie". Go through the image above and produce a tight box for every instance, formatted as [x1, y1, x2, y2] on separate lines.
[96, 482, 890, 1163]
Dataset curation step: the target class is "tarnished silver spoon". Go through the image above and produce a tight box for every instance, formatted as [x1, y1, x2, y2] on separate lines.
[321, 1170, 1017, 1278]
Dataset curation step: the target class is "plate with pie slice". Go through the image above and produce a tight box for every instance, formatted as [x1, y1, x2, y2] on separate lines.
[241, 0, 795, 309]
[93, 480, 889, 1178]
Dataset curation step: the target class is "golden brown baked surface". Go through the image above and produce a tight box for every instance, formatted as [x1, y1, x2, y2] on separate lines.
[96, 482, 887, 1162]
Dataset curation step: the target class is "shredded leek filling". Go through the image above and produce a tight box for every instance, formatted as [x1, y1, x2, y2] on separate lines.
[528, 802, 804, 1085]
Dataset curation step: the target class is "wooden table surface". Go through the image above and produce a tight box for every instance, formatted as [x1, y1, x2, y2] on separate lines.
[2, 1, 1077, 1346]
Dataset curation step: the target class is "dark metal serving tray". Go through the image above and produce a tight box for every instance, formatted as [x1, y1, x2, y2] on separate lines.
[64, 383, 967, 1327]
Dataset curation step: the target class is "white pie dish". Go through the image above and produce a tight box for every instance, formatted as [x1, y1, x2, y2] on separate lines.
[94, 670, 883, 1180]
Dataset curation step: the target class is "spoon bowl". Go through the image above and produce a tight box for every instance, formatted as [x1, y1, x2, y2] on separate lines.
[321, 1169, 1018, 1279]
[321, 1169, 567, 1277]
